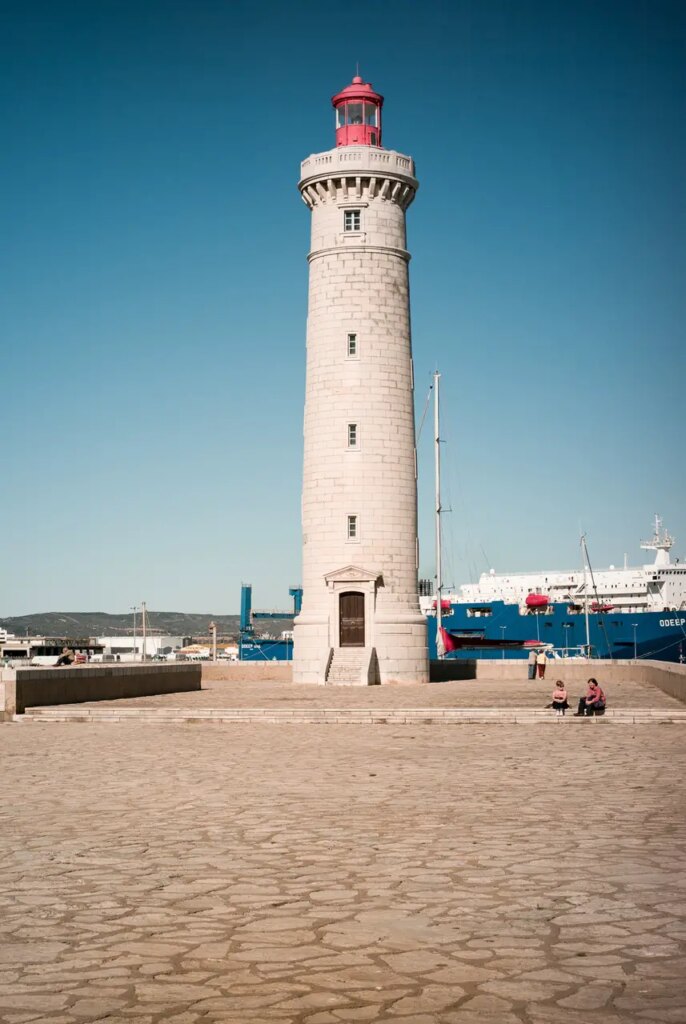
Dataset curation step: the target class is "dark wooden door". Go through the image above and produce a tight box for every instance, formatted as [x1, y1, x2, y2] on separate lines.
[339, 592, 365, 647]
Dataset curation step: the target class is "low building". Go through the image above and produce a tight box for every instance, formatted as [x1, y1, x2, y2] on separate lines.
[1, 636, 105, 665]
[95, 636, 189, 662]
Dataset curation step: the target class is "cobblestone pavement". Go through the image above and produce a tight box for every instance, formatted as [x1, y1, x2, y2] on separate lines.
[1, 723, 685, 1023]
[49, 675, 682, 711]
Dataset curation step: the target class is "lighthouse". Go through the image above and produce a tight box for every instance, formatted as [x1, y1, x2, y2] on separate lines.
[292, 75, 429, 685]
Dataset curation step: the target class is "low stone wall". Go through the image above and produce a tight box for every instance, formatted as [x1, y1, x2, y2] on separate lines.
[430, 659, 477, 682]
[1, 663, 202, 719]
[201, 659, 686, 700]
[202, 662, 293, 683]
[431, 658, 686, 703]
[629, 661, 686, 704]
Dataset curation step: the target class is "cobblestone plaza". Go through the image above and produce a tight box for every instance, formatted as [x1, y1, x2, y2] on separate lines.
[1, 681, 685, 1023]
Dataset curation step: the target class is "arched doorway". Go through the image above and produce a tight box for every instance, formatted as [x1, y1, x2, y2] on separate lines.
[339, 591, 365, 647]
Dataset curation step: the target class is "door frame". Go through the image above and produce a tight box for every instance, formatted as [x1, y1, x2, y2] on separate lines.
[324, 564, 382, 651]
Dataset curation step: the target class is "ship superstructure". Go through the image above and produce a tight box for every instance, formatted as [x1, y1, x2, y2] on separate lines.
[456, 516, 685, 616]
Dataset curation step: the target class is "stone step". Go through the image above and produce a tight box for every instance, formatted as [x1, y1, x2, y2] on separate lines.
[326, 651, 364, 684]
[14, 707, 686, 725]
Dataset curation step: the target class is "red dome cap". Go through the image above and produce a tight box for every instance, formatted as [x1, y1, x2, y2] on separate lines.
[332, 76, 384, 107]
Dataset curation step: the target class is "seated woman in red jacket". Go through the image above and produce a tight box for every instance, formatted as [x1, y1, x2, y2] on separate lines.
[574, 678, 606, 716]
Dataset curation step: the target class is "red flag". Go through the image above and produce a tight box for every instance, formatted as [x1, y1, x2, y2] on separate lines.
[440, 627, 459, 653]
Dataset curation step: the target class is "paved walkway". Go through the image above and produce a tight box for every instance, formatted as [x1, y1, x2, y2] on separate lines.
[1, 720, 685, 1023]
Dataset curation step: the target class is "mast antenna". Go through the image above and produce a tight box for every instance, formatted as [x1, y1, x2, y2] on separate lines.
[434, 370, 444, 657]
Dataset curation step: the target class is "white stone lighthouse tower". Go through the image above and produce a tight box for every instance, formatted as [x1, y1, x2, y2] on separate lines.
[292, 74, 429, 686]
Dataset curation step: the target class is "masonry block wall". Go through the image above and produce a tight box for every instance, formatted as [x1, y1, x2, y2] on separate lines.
[293, 147, 429, 684]
[1, 663, 202, 718]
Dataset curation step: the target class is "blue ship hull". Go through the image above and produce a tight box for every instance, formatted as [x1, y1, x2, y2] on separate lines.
[239, 605, 686, 662]
[239, 637, 293, 661]
[430, 602, 686, 663]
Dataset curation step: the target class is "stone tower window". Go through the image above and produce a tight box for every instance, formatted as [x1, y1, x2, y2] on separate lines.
[347, 515, 358, 540]
[347, 423, 358, 447]
[344, 209, 361, 232]
[347, 333, 358, 357]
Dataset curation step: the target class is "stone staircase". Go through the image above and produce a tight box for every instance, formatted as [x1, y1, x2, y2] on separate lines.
[326, 649, 365, 685]
[13, 707, 686, 725]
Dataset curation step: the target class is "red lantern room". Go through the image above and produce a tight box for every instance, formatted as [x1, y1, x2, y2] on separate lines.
[332, 75, 383, 148]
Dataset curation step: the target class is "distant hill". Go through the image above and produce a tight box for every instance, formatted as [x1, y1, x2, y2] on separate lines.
[0, 611, 294, 641]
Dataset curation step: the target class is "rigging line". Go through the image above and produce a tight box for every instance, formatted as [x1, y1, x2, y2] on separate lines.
[583, 540, 613, 659]
[440, 459, 454, 589]
[415, 379, 434, 445]
[638, 635, 685, 659]
[440, 404, 459, 592]
[240, 629, 272, 661]
[251, 640, 276, 661]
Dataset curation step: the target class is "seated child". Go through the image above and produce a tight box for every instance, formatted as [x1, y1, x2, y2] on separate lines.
[551, 681, 569, 716]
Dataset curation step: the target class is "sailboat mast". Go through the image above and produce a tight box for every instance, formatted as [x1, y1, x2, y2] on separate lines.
[434, 370, 443, 647]
[581, 536, 590, 657]
[141, 601, 147, 662]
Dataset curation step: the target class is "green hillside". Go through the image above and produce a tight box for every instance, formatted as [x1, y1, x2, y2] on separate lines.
[0, 611, 294, 641]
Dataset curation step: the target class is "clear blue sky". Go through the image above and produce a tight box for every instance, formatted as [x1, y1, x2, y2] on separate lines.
[2, 0, 684, 615]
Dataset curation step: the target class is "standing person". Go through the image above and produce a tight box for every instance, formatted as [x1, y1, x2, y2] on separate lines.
[551, 681, 569, 716]
[574, 678, 607, 716]
[536, 648, 547, 678]
[527, 648, 537, 680]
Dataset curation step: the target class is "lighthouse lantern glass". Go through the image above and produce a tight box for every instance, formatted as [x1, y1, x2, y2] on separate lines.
[336, 102, 378, 127]
[347, 103, 363, 125]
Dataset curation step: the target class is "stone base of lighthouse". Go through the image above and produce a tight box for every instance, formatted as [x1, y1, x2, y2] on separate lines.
[293, 566, 429, 685]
